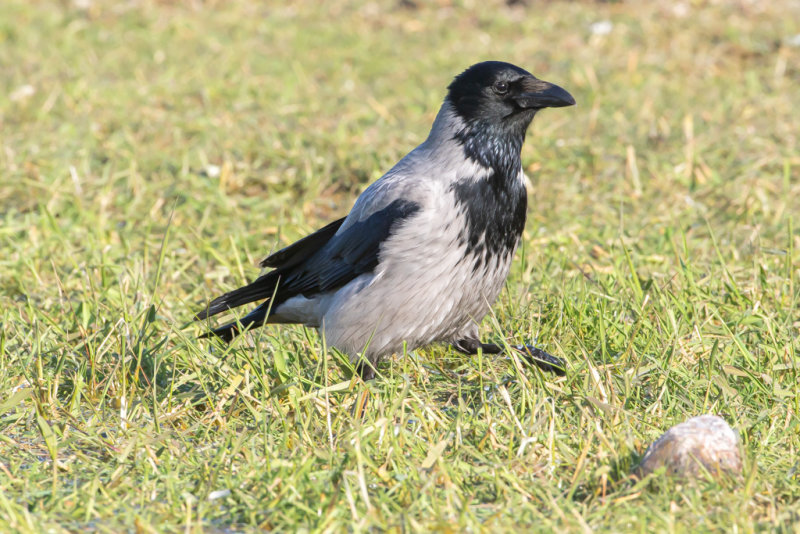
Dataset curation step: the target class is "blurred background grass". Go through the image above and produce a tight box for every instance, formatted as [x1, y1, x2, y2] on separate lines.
[1, 0, 798, 532]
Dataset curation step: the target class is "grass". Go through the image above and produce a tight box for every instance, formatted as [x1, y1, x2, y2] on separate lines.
[1, 0, 799, 531]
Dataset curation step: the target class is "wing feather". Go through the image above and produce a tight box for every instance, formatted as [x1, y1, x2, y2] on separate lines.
[196, 199, 420, 326]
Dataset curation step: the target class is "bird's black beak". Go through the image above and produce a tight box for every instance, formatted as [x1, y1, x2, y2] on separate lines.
[514, 77, 576, 109]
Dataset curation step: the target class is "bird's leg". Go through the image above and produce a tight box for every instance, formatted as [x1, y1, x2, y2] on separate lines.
[452, 338, 500, 354]
[452, 338, 566, 376]
[354, 359, 376, 382]
[351, 358, 375, 419]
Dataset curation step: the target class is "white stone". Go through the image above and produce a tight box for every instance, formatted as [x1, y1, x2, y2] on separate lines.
[590, 21, 613, 36]
[637, 415, 742, 479]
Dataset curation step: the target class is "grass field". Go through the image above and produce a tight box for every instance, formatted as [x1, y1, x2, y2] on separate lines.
[1, 0, 799, 531]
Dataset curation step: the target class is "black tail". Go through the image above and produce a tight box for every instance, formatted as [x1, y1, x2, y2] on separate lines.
[196, 217, 346, 341]
[195, 271, 280, 321]
[198, 305, 269, 342]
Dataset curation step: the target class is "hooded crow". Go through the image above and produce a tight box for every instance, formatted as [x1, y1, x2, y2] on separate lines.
[197, 61, 575, 379]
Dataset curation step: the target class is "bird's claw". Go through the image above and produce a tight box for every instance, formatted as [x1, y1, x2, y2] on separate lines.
[513, 345, 566, 376]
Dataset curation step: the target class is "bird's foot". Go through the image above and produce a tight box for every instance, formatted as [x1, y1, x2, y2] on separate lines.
[452, 338, 566, 376]
[512, 345, 566, 376]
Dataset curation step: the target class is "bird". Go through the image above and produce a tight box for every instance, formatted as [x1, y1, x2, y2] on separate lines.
[196, 61, 575, 380]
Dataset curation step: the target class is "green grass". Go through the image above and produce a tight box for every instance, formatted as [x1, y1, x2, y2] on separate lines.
[1, 0, 799, 531]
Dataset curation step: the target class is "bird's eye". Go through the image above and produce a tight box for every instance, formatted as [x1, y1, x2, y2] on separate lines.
[493, 81, 509, 94]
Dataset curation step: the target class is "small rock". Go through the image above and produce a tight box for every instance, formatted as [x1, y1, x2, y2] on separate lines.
[672, 3, 689, 18]
[204, 164, 221, 178]
[786, 34, 800, 48]
[10, 84, 35, 102]
[636, 415, 742, 479]
[207, 489, 231, 501]
[590, 21, 613, 36]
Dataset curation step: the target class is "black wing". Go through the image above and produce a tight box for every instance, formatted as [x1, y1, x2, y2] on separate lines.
[259, 217, 345, 269]
[195, 199, 420, 322]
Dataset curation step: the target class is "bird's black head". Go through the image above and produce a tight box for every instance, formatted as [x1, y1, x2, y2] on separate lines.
[447, 61, 575, 134]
